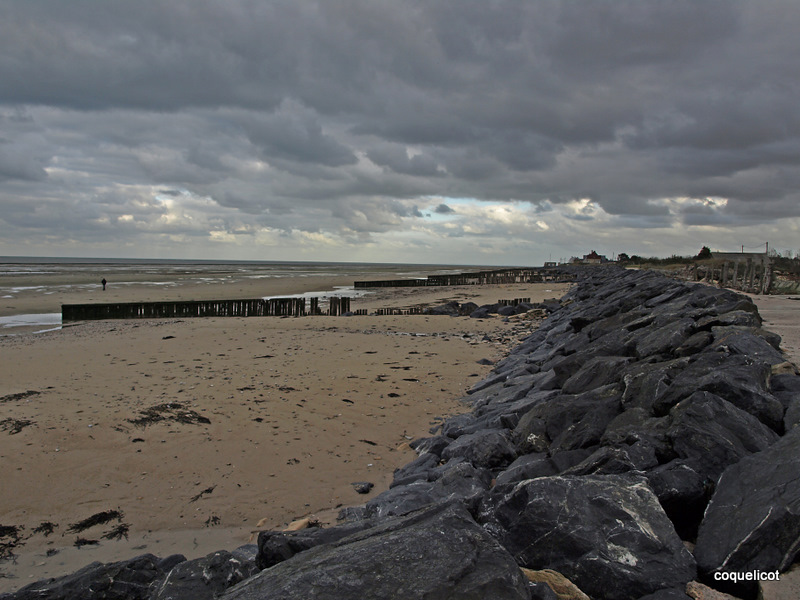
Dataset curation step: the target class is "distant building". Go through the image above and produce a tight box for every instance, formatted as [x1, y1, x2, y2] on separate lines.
[581, 250, 608, 264]
[543, 261, 557, 268]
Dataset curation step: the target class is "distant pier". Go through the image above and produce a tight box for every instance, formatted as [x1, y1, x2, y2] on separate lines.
[353, 267, 575, 288]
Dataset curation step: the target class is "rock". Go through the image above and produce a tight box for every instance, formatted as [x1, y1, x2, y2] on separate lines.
[150, 550, 259, 600]
[480, 474, 696, 600]
[665, 391, 779, 485]
[513, 385, 622, 453]
[620, 357, 690, 413]
[632, 317, 697, 359]
[772, 362, 799, 376]
[409, 435, 450, 457]
[520, 568, 590, 600]
[362, 460, 490, 519]
[560, 356, 633, 395]
[440, 429, 518, 469]
[351, 481, 374, 494]
[560, 444, 658, 476]
[654, 355, 784, 431]
[707, 327, 786, 366]
[645, 460, 710, 541]
[425, 300, 461, 316]
[222, 502, 530, 600]
[694, 427, 800, 597]
[495, 452, 558, 487]
[770, 373, 800, 430]
[685, 581, 742, 600]
[257, 520, 380, 569]
[283, 517, 313, 531]
[390, 452, 440, 487]
[1, 554, 168, 600]
[528, 582, 561, 600]
[470, 306, 495, 319]
[601, 407, 673, 462]
[459, 301, 479, 315]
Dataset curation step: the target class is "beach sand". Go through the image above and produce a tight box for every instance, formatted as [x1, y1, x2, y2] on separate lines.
[0, 273, 571, 590]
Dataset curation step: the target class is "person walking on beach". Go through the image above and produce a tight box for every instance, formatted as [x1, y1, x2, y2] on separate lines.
[101, 278, 107, 291]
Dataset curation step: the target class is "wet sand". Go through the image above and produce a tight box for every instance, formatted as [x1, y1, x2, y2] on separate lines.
[0, 271, 570, 590]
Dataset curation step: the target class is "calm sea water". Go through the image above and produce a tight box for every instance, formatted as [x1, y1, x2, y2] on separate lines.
[0, 257, 489, 333]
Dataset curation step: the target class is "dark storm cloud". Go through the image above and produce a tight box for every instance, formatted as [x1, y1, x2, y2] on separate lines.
[1, 0, 799, 259]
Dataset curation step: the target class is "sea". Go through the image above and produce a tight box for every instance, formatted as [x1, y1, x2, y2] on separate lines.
[0, 257, 489, 335]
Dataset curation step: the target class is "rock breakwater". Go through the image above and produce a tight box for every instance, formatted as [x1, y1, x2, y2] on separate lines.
[3, 267, 800, 600]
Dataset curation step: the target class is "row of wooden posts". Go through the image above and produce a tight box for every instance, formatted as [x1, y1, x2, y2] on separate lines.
[62, 296, 352, 321]
[691, 259, 773, 295]
[354, 267, 575, 289]
[374, 307, 428, 316]
[498, 298, 531, 307]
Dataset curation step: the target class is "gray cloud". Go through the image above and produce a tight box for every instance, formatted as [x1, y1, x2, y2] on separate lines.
[1, 1, 799, 263]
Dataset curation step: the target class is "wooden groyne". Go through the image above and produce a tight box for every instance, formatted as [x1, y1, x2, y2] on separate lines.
[62, 296, 351, 321]
[498, 298, 531, 306]
[674, 253, 774, 294]
[353, 267, 576, 289]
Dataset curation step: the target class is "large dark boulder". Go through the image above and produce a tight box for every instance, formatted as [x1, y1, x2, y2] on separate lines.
[221, 502, 531, 600]
[150, 549, 259, 600]
[0, 554, 170, 600]
[362, 460, 490, 519]
[665, 391, 779, 485]
[560, 356, 633, 395]
[440, 429, 518, 469]
[601, 407, 673, 462]
[494, 452, 558, 487]
[645, 460, 710, 541]
[480, 474, 696, 600]
[707, 326, 785, 365]
[257, 521, 380, 570]
[652, 355, 784, 430]
[390, 451, 441, 487]
[631, 317, 696, 359]
[694, 427, 800, 597]
[513, 385, 622, 454]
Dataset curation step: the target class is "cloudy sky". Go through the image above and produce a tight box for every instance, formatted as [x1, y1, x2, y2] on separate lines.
[1, 0, 798, 266]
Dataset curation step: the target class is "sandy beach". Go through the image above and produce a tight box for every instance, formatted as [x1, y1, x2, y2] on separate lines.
[0, 263, 571, 590]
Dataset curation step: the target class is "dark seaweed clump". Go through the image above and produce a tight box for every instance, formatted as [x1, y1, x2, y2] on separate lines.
[128, 402, 211, 428]
[66, 510, 124, 534]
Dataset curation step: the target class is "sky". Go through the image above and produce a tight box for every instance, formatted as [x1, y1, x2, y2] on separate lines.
[1, 0, 799, 266]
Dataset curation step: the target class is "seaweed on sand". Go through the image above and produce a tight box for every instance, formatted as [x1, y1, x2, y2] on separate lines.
[127, 402, 211, 428]
[0, 525, 22, 561]
[0, 418, 34, 434]
[33, 521, 56, 536]
[0, 390, 40, 403]
[189, 485, 216, 503]
[66, 510, 123, 534]
[102, 523, 130, 541]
